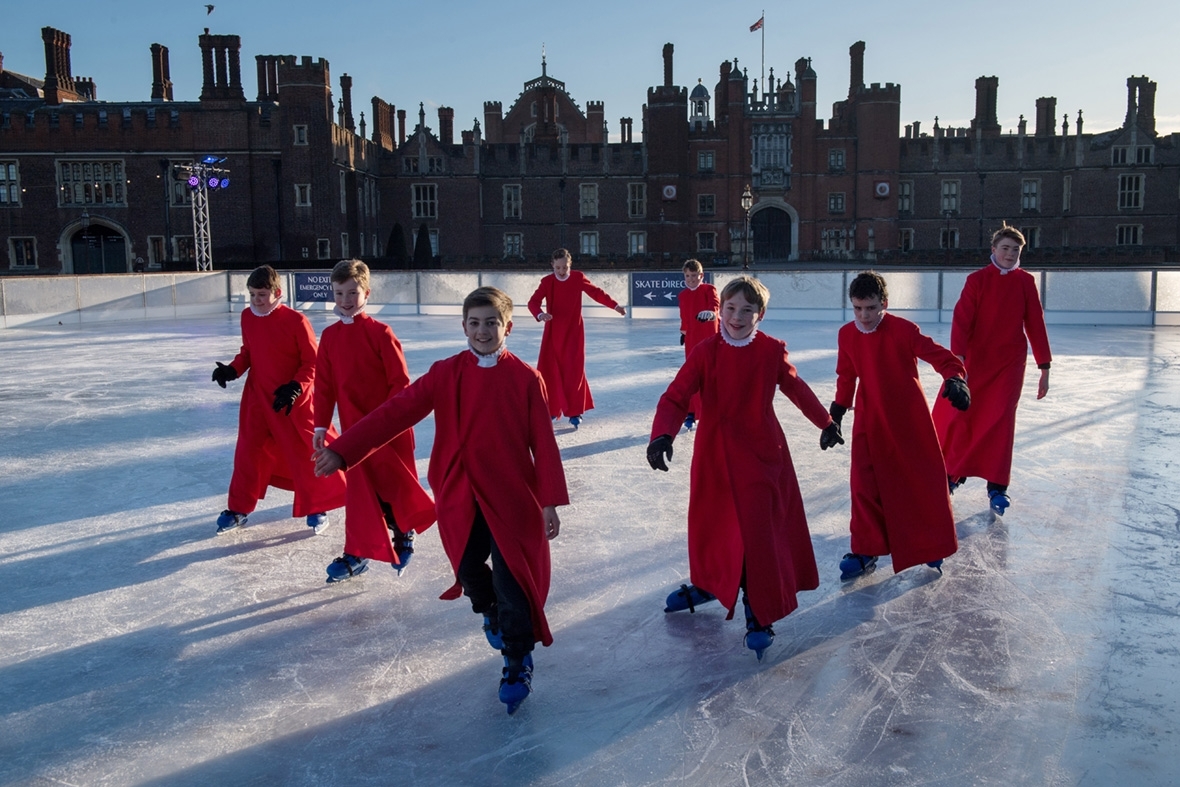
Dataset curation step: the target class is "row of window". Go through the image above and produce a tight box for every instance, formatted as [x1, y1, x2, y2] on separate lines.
[898, 225, 1147, 251]
[503, 231, 655, 259]
[898, 174, 1147, 214]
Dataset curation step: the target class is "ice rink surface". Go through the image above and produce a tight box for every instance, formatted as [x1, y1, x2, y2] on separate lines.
[1, 307, 1178, 786]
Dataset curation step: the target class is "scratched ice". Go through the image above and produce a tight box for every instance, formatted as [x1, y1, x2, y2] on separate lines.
[1, 312, 1177, 786]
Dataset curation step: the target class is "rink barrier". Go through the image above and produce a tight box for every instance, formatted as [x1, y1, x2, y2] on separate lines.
[4, 268, 1180, 328]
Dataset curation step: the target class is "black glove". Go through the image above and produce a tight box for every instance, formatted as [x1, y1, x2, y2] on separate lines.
[647, 434, 674, 471]
[272, 381, 303, 415]
[828, 402, 847, 426]
[679, 333, 685, 346]
[820, 420, 844, 450]
[212, 361, 238, 388]
[942, 376, 970, 411]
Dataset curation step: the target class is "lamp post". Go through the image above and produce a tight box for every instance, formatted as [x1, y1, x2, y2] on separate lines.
[741, 185, 753, 271]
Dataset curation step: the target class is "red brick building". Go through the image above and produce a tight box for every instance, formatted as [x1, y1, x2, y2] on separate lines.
[1, 28, 1176, 276]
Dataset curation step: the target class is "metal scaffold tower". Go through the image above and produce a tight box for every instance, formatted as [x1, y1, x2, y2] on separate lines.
[177, 156, 230, 272]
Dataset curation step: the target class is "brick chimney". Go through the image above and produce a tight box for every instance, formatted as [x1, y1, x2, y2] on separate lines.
[663, 43, 674, 88]
[198, 29, 245, 102]
[339, 73, 354, 131]
[849, 41, 865, 98]
[1034, 96, 1056, 136]
[437, 106, 454, 145]
[255, 55, 280, 102]
[151, 44, 173, 102]
[397, 108, 406, 146]
[972, 76, 1000, 137]
[42, 27, 80, 105]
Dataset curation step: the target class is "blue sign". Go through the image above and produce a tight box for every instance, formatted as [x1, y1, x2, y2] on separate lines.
[294, 272, 334, 302]
[630, 272, 713, 307]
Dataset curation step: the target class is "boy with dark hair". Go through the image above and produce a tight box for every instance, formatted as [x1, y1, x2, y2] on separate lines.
[314, 286, 568, 714]
[647, 275, 841, 660]
[933, 225, 1052, 515]
[828, 271, 969, 580]
[527, 247, 627, 429]
[211, 265, 346, 535]
[313, 260, 436, 582]
[677, 258, 720, 431]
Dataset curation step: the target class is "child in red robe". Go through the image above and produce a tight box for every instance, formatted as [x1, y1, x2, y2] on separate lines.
[932, 225, 1052, 516]
[211, 265, 346, 535]
[828, 271, 970, 581]
[647, 276, 842, 661]
[313, 260, 437, 582]
[314, 287, 568, 714]
[527, 247, 627, 429]
[676, 258, 720, 431]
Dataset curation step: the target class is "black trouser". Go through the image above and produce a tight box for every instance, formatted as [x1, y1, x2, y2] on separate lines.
[457, 505, 534, 658]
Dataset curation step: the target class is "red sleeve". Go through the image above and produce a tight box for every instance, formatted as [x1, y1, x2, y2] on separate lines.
[706, 284, 720, 314]
[229, 310, 251, 376]
[527, 278, 548, 320]
[1023, 274, 1052, 367]
[911, 323, 967, 380]
[651, 346, 704, 440]
[950, 274, 980, 359]
[776, 345, 832, 429]
[579, 273, 620, 310]
[677, 290, 690, 333]
[292, 313, 318, 389]
[528, 373, 570, 507]
[313, 330, 336, 430]
[330, 364, 438, 468]
[380, 323, 412, 397]
[833, 327, 857, 409]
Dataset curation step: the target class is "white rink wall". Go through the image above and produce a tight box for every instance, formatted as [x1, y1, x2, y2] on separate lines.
[4, 268, 1180, 328]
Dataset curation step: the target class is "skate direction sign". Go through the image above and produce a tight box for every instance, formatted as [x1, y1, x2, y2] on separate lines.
[630, 272, 713, 307]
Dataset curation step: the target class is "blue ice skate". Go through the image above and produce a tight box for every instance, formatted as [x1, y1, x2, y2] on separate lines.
[948, 476, 966, 495]
[326, 553, 370, 583]
[926, 559, 944, 575]
[743, 598, 775, 661]
[683, 413, 696, 431]
[569, 415, 582, 429]
[499, 654, 534, 714]
[216, 510, 247, 534]
[307, 512, 330, 535]
[390, 527, 415, 575]
[839, 552, 878, 581]
[664, 583, 718, 613]
[988, 490, 1011, 516]
[482, 607, 505, 650]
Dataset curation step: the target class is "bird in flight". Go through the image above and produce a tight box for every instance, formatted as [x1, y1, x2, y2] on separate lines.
[205, 4, 215, 14]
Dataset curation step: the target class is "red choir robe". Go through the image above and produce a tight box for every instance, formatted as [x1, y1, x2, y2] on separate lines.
[528, 271, 621, 419]
[834, 313, 965, 572]
[315, 312, 437, 564]
[932, 264, 1052, 486]
[327, 349, 569, 647]
[677, 283, 720, 418]
[651, 331, 829, 627]
[226, 304, 346, 517]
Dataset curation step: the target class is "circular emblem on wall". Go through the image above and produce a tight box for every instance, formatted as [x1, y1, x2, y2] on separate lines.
[874, 181, 890, 198]
[662, 185, 677, 200]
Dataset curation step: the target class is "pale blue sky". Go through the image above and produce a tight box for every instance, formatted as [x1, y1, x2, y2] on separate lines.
[4, 1, 1178, 140]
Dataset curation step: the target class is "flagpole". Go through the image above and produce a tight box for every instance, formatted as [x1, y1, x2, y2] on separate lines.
[761, 9, 765, 97]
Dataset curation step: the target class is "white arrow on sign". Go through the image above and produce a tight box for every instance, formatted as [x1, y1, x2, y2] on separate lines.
[643, 292, 656, 301]
[664, 292, 676, 301]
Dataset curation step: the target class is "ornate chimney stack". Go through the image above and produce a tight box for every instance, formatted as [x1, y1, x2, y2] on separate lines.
[151, 43, 174, 102]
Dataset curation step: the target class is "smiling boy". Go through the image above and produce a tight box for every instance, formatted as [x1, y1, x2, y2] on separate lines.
[527, 248, 627, 428]
[648, 276, 840, 660]
[829, 271, 969, 581]
[932, 226, 1052, 515]
[676, 259, 719, 430]
[314, 286, 568, 714]
[313, 260, 436, 582]
[211, 264, 346, 535]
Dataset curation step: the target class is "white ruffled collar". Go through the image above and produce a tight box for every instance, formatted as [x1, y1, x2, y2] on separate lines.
[333, 305, 367, 324]
[554, 272, 570, 282]
[250, 302, 280, 318]
[991, 254, 1021, 275]
[720, 324, 757, 347]
[468, 341, 508, 367]
[854, 312, 886, 334]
